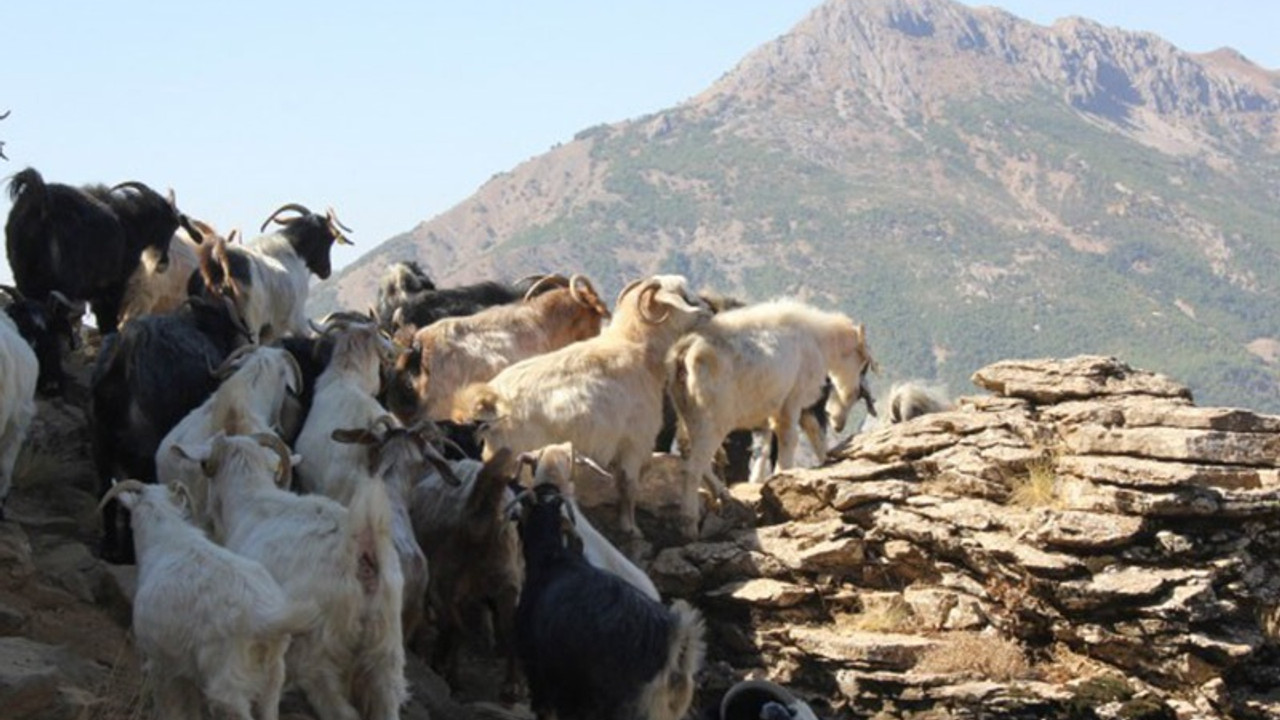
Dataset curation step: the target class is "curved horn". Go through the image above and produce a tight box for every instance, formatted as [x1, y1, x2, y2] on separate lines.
[522, 274, 569, 301]
[615, 278, 644, 307]
[636, 282, 669, 324]
[110, 180, 154, 195]
[97, 479, 148, 512]
[326, 206, 354, 233]
[569, 275, 609, 318]
[259, 203, 313, 233]
[251, 433, 295, 489]
[0, 284, 23, 302]
[227, 228, 240, 244]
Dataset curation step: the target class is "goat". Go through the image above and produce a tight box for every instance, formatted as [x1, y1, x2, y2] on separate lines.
[518, 443, 660, 600]
[276, 333, 336, 444]
[454, 275, 711, 544]
[408, 450, 522, 695]
[174, 432, 406, 720]
[378, 264, 553, 332]
[0, 285, 84, 396]
[514, 482, 705, 720]
[668, 299, 875, 536]
[859, 380, 952, 432]
[294, 321, 399, 504]
[5, 168, 194, 332]
[391, 274, 609, 421]
[191, 204, 352, 343]
[91, 295, 251, 562]
[155, 345, 302, 529]
[331, 418, 456, 650]
[0, 306, 38, 519]
[98, 480, 318, 720]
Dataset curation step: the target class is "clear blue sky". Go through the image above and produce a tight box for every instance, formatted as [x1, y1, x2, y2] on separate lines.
[2, 1, 1275, 287]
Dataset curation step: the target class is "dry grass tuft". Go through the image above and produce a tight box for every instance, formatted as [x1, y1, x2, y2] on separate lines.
[915, 632, 1030, 681]
[1008, 456, 1064, 509]
[89, 643, 147, 720]
[843, 598, 916, 633]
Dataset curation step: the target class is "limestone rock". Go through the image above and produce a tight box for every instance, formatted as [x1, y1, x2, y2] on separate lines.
[972, 356, 1191, 404]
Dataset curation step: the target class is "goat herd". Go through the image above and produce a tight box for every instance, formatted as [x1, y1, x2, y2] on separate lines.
[0, 168, 949, 720]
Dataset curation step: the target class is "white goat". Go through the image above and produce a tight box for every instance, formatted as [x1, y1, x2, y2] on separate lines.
[295, 321, 397, 504]
[454, 275, 710, 544]
[395, 274, 610, 421]
[0, 311, 38, 515]
[195, 205, 352, 343]
[519, 442, 661, 600]
[174, 432, 406, 720]
[331, 418, 458, 649]
[155, 345, 301, 528]
[669, 299, 875, 528]
[98, 480, 318, 720]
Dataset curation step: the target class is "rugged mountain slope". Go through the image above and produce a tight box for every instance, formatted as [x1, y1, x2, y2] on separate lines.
[314, 0, 1280, 410]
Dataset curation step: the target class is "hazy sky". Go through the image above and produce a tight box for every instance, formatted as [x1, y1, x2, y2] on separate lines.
[1, 1, 1276, 287]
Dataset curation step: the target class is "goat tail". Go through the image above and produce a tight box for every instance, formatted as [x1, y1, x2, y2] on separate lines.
[668, 335, 716, 416]
[645, 599, 706, 720]
[8, 167, 45, 204]
[252, 598, 323, 638]
[347, 478, 409, 716]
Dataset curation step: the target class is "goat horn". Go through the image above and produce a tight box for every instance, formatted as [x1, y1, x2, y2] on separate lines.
[569, 275, 609, 318]
[110, 181, 153, 195]
[0, 285, 23, 302]
[166, 187, 177, 206]
[522, 274, 568, 302]
[326, 207, 354, 246]
[259, 203, 313, 233]
[227, 229, 240, 244]
[615, 278, 644, 307]
[636, 282, 669, 324]
[573, 453, 613, 480]
[48, 290, 81, 312]
[0, 110, 9, 120]
[326, 206, 354, 233]
[250, 433, 295, 489]
[97, 479, 148, 512]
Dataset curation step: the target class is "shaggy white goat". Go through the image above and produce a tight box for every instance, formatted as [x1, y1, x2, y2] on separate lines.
[98, 480, 318, 720]
[669, 299, 875, 530]
[174, 432, 406, 720]
[454, 275, 710, 543]
[0, 311, 38, 516]
[295, 321, 399, 504]
[155, 344, 301, 528]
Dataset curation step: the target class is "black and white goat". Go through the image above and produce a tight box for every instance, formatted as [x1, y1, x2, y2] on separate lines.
[5, 168, 193, 333]
[191, 204, 352, 343]
[91, 295, 251, 562]
[514, 483, 705, 720]
[375, 260, 551, 332]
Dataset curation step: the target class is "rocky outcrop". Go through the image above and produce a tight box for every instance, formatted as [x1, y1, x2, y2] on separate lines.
[648, 355, 1280, 719]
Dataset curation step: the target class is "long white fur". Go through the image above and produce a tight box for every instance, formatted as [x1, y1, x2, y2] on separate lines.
[182, 433, 406, 720]
[0, 313, 38, 509]
[224, 232, 312, 344]
[527, 442, 661, 600]
[156, 346, 301, 528]
[455, 275, 710, 541]
[669, 299, 874, 525]
[112, 481, 318, 720]
[295, 324, 397, 505]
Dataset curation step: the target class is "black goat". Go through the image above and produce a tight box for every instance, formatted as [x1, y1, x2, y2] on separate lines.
[275, 333, 335, 444]
[5, 168, 193, 334]
[515, 483, 704, 720]
[375, 261, 552, 331]
[91, 295, 250, 562]
[0, 285, 84, 396]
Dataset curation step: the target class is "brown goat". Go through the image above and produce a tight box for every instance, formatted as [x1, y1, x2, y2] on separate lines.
[392, 274, 609, 422]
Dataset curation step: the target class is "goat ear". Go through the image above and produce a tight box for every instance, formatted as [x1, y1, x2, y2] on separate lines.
[171, 441, 212, 463]
[331, 428, 375, 445]
[166, 482, 194, 516]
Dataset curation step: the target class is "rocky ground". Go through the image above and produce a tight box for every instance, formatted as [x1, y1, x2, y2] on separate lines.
[3, 354, 1279, 719]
